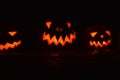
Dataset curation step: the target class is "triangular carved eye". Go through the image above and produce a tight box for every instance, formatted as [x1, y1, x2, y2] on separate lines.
[105, 30, 111, 36]
[66, 22, 71, 28]
[45, 21, 52, 29]
[90, 32, 97, 37]
[8, 31, 17, 36]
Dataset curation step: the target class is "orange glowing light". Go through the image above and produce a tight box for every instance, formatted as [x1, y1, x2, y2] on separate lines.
[46, 21, 52, 29]
[100, 35, 104, 38]
[66, 22, 71, 28]
[43, 32, 76, 46]
[56, 27, 63, 31]
[8, 31, 17, 36]
[89, 40, 111, 48]
[0, 40, 21, 51]
[105, 30, 111, 36]
[90, 32, 97, 37]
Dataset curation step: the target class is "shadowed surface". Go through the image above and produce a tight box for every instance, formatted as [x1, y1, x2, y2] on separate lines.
[0, 49, 120, 76]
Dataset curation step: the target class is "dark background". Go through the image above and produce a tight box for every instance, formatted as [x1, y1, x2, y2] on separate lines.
[0, 2, 120, 76]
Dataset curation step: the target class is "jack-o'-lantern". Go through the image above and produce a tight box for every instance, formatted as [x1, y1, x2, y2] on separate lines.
[0, 25, 22, 52]
[42, 20, 76, 46]
[83, 25, 112, 49]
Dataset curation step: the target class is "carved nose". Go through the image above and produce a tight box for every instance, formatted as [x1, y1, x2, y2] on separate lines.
[56, 27, 63, 31]
[101, 35, 104, 38]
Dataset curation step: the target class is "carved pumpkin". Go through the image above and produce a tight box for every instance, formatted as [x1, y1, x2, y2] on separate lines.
[83, 25, 112, 49]
[42, 20, 76, 46]
[0, 25, 22, 52]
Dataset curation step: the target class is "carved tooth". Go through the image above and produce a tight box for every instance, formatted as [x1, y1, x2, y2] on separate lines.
[90, 40, 112, 47]
[43, 31, 76, 46]
[0, 40, 21, 51]
[58, 36, 64, 46]
[0, 45, 4, 50]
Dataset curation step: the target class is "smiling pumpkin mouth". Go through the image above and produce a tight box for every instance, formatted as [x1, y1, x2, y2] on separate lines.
[0, 40, 21, 50]
[89, 40, 112, 48]
[43, 31, 76, 46]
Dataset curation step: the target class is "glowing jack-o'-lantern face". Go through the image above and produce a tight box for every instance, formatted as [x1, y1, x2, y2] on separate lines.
[90, 30, 112, 47]
[0, 30, 21, 51]
[42, 21, 76, 46]
[88, 26, 112, 48]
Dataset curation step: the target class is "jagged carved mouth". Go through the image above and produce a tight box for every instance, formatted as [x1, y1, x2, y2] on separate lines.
[0, 40, 21, 51]
[43, 31, 76, 46]
[89, 40, 112, 48]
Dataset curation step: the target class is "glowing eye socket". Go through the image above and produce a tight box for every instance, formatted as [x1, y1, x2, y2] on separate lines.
[45, 21, 52, 29]
[8, 31, 17, 36]
[105, 30, 111, 36]
[66, 22, 71, 28]
[90, 32, 97, 37]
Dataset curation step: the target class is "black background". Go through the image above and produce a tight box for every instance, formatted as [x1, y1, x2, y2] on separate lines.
[0, 2, 120, 77]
